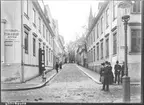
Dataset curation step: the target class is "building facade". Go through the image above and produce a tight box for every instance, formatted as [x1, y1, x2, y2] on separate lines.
[1, 0, 55, 82]
[86, 1, 141, 82]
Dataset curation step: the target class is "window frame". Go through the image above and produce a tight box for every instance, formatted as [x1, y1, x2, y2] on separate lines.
[33, 37, 36, 57]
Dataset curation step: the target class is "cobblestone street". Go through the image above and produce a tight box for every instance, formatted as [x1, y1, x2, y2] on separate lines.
[1, 64, 141, 103]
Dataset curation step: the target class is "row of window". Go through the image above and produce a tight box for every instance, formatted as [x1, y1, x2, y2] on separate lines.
[87, 1, 141, 48]
[87, 29, 141, 63]
[24, 27, 53, 65]
[24, 0, 53, 47]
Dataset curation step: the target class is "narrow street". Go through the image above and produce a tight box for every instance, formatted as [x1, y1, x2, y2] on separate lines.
[1, 64, 141, 103]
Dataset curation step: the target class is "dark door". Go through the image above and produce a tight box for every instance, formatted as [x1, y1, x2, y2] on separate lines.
[39, 48, 45, 74]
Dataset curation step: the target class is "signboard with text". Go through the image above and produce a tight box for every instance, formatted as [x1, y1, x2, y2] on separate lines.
[4, 29, 20, 41]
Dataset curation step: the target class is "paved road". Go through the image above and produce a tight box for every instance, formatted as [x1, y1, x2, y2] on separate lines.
[1, 64, 141, 103]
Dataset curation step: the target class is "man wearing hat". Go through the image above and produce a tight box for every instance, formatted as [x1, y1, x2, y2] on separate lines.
[102, 61, 110, 91]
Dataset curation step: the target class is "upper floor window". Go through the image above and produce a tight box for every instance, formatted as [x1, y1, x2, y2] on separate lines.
[97, 43, 99, 60]
[113, 32, 117, 55]
[43, 25, 45, 38]
[97, 23, 99, 38]
[101, 17, 104, 34]
[106, 37, 109, 57]
[113, 2, 117, 20]
[24, 30, 29, 54]
[46, 29, 48, 41]
[24, 0, 28, 16]
[131, 29, 141, 53]
[131, 1, 141, 13]
[94, 46, 95, 62]
[101, 41, 103, 59]
[33, 37, 36, 56]
[39, 18, 41, 33]
[32, 8, 36, 27]
[46, 47, 48, 65]
[106, 8, 109, 28]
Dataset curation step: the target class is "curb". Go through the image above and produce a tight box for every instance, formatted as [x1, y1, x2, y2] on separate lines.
[76, 65, 102, 84]
[1, 73, 57, 91]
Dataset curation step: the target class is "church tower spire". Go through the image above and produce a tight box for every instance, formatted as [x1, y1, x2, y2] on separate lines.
[88, 6, 93, 29]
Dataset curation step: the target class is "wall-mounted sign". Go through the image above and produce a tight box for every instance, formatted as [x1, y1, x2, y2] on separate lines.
[5, 41, 13, 46]
[4, 29, 20, 41]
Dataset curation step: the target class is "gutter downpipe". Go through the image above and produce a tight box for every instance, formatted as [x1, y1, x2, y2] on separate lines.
[21, 0, 24, 83]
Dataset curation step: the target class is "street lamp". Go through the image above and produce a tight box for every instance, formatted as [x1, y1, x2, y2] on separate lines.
[121, 14, 130, 103]
[118, 0, 133, 103]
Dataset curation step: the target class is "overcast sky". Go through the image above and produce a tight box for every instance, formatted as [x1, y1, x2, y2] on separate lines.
[44, 0, 101, 45]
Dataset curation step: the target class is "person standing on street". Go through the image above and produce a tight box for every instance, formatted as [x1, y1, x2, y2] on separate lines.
[108, 62, 114, 84]
[55, 62, 59, 73]
[114, 61, 121, 85]
[59, 62, 62, 69]
[102, 61, 110, 91]
[121, 62, 125, 83]
[100, 63, 105, 84]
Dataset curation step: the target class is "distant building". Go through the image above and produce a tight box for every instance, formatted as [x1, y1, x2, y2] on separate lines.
[1, 0, 55, 82]
[86, 1, 141, 82]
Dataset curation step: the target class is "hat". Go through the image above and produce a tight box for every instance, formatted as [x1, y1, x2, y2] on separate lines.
[105, 61, 109, 64]
[116, 61, 119, 63]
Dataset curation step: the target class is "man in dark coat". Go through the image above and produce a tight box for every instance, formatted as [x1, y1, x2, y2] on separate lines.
[102, 61, 110, 91]
[55, 62, 59, 73]
[121, 62, 125, 83]
[114, 61, 121, 85]
[108, 62, 114, 84]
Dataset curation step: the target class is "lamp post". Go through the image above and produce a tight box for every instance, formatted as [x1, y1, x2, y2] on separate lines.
[122, 15, 130, 102]
[118, 1, 133, 103]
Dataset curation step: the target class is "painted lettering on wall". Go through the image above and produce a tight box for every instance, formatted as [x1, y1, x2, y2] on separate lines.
[4, 29, 20, 41]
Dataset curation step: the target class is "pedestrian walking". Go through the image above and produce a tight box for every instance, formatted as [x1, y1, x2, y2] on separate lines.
[114, 61, 121, 85]
[100, 63, 105, 83]
[55, 62, 59, 73]
[108, 62, 114, 84]
[59, 62, 62, 69]
[121, 62, 125, 83]
[102, 61, 110, 91]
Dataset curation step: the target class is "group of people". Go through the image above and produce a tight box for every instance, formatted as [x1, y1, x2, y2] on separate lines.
[100, 61, 125, 91]
[55, 62, 63, 73]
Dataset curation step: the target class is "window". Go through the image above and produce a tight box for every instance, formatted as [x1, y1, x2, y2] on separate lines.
[106, 8, 109, 27]
[101, 17, 104, 33]
[106, 38, 109, 57]
[46, 47, 48, 65]
[113, 2, 117, 20]
[32, 8, 36, 25]
[93, 30, 95, 42]
[33, 37, 36, 56]
[94, 46, 95, 62]
[49, 49, 50, 62]
[39, 18, 41, 33]
[97, 23, 99, 38]
[24, 0, 28, 16]
[46, 29, 48, 41]
[131, 29, 141, 53]
[43, 25, 45, 38]
[97, 43, 99, 60]
[24, 31, 28, 54]
[131, 1, 141, 13]
[101, 41, 103, 59]
[113, 32, 117, 54]
[49, 33, 51, 44]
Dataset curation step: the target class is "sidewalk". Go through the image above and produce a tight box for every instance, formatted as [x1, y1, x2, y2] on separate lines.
[76, 64, 141, 85]
[1, 69, 57, 91]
